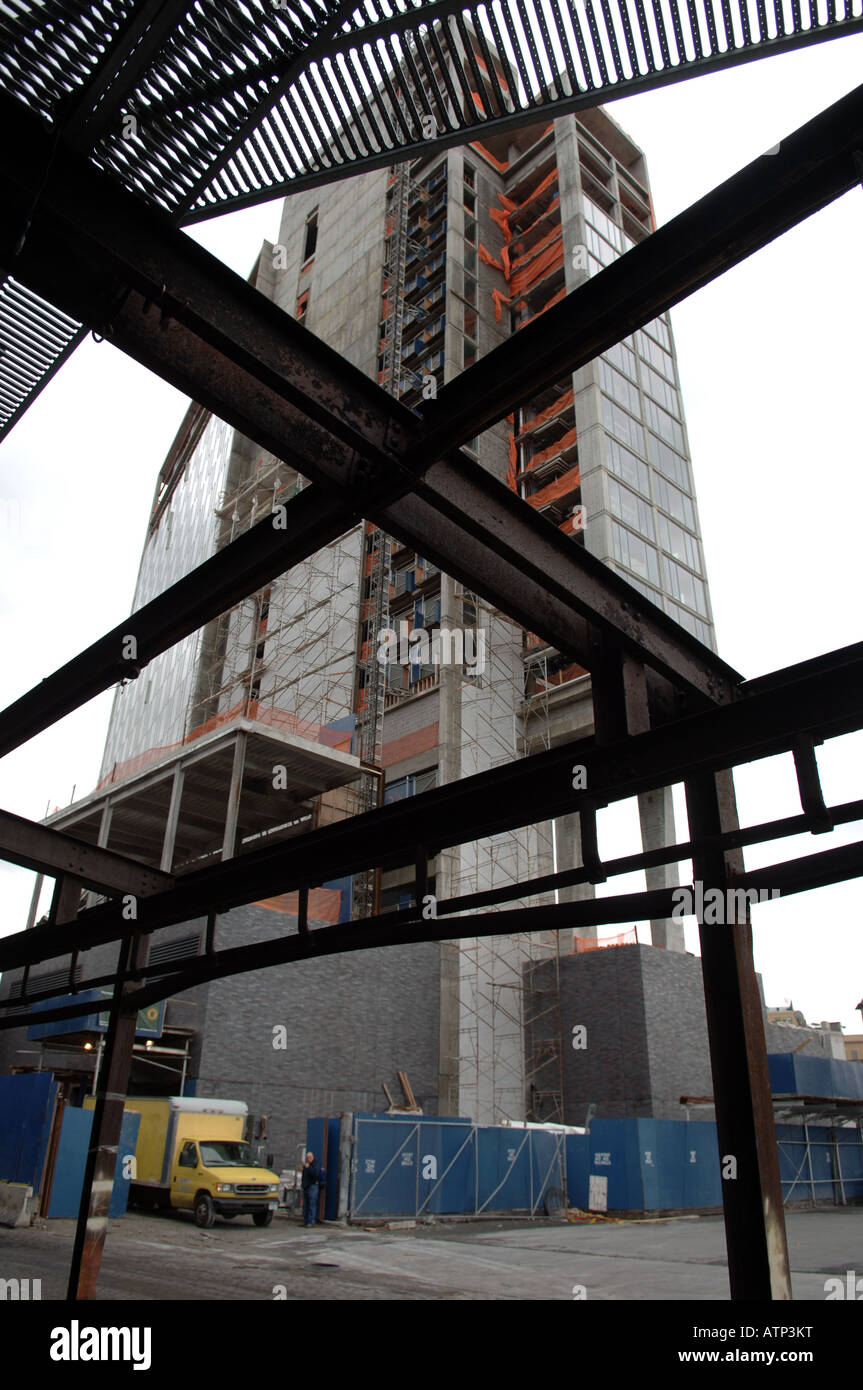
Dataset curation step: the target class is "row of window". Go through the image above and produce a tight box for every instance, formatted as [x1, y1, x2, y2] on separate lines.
[600, 343, 681, 420]
[610, 520, 708, 617]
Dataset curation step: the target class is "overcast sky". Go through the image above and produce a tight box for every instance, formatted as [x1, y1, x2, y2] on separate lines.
[1, 34, 861, 1031]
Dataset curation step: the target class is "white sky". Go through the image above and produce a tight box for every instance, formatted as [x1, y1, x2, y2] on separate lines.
[0, 33, 861, 1031]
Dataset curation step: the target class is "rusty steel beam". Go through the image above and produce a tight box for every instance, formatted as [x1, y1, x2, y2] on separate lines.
[2, 639, 861, 977]
[0, 88, 745, 710]
[685, 770, 792, 1301]
[66, 935, 147, 1300]
[0, 807, 173, 897]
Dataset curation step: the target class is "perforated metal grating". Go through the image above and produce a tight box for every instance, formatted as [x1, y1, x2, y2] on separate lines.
[1, 0, 861, 437]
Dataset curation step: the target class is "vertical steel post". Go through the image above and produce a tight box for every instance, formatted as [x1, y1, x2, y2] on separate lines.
[66, 933, 146, 1300]
[685, 770, 792, 1300]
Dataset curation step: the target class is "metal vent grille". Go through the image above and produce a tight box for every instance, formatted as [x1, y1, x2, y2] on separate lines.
[147, 934, 201, 966]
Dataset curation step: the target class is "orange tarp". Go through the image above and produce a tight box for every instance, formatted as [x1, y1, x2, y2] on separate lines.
[506, 420, 517, 491]
[257, 887, 342, 924]
[515, 387, 575, 440]
[524, 462, 580, 511]
[525, 428, 578, 473]
[572, 929, 640, 953]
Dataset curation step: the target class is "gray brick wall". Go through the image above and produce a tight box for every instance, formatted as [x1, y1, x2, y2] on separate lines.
[190, 904, 441, 1169]
[1, 903, 442, 1171]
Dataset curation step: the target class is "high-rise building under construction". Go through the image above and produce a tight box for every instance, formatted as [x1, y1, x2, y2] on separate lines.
[2, 100, 718, 1157]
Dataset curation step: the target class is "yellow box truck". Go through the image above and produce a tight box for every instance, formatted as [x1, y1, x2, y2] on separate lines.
[110, 1097, 280, 1228]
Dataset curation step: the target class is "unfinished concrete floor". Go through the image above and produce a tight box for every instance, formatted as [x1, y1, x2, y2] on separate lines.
[1, 1207, 861, 1301]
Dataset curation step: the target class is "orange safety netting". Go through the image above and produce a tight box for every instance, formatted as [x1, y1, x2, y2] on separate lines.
[536, 660, 587, 687]
[97, 698, 352, 789]
[515, 387, 575, 441]
[509, 231, 563, 298]
[257, 887, 342, 924]
[524, 462, 580, 512]
[520, 286, 566, 328]
[506, 419, 517, 491]
[524, 427, 578, 473]
[572, 928, 640, 953]
[478, 241, 506, 274]
[470, 140, 508, 172]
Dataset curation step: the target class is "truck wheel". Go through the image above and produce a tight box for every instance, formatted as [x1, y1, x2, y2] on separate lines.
[194, 1193, 216, 1228]
[252, 1209, 274, 1227]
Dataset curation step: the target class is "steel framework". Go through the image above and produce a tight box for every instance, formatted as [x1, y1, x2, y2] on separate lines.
[0, 0, 861, 1303]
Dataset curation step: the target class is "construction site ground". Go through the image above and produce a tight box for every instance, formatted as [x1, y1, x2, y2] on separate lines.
[3, 1205, 860, 1301]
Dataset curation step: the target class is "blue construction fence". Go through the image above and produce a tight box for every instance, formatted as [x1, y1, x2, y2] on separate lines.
[0, 1073, 138, 1217]
[307, 1111, 863, 1218]
[769, 1052, 863, 1100]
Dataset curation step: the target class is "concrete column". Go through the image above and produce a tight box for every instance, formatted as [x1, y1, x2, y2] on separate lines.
[436, 572, 462, 1116]
[161, 765, 185, 873]
[637, 786, 684, 951]
[222, 731, 247, 861]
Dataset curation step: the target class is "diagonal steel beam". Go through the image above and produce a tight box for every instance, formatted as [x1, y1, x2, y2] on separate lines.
[0, 808, 173, 897]
[419, 79, 863, 458]
[0, 485, 358, 760]
[0, 89, 747, 711]
[2, 639, 860, 975]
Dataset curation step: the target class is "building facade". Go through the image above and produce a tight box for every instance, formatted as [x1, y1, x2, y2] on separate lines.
[1, 103, 722, 1158]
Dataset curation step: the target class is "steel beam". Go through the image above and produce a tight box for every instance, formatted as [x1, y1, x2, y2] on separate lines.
[0, 86, 767, 710]
[419, 81, 863, 458]
[5, 833, 863, 1032]
[0, 485, 357, 760]
[2, 640, 861, 974]
[0, 808, 173, 897]
[686, 770, 792, 1301]
[66, 935, 146, 1300]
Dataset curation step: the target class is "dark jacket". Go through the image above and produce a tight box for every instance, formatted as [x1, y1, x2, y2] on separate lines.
[301, 1159, 321, 1191]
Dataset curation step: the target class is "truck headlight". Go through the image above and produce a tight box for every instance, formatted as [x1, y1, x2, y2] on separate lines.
[215, 1183, 234, 1193]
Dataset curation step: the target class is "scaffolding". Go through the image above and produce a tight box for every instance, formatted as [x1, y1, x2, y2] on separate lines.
[452, 143, 601, 1128]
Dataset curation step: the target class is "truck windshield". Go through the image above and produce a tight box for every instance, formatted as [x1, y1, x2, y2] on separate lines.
[199, 1142, 264, 1167]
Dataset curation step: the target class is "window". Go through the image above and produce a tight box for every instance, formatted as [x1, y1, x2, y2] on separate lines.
[583, 196, 623, 251]
[611, 520, 660, 585]
[653, 473, 695, 528]
[666, 599, 712, 646]
[296, 289, 310, 323]
[385, 767, 438, 803]
[637, 330, 675, 383]
[464, 189, 476, 215]
[607, 437, 650, 496]
[464, 162, 476, 189]
[603, 338, 637, 381]
[464, 246, 477, 274]
[602, 397, 645, 457]
[662, 556, 707, 615]
[599, 359, 640, 415]
[609, 479, 654, 539]
[642, 364, 680, 416]
[464, 274, 477, 306]
[647, 434, 690, 490]
[463, 338, 476, 367]
[657, 513, 701, 571]
[643, 316, 671, 351]
[303, 211, 318, 263]
[464, 216, 477, 245]
[645, 398, 685, 454]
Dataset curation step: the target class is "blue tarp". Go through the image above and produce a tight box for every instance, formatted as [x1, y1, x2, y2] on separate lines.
[0, 1072, 58, 1189]
[47, 1108, 140, 1218]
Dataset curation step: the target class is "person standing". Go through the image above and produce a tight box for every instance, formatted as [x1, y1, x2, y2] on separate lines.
[301, 1151, 322, 1227]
